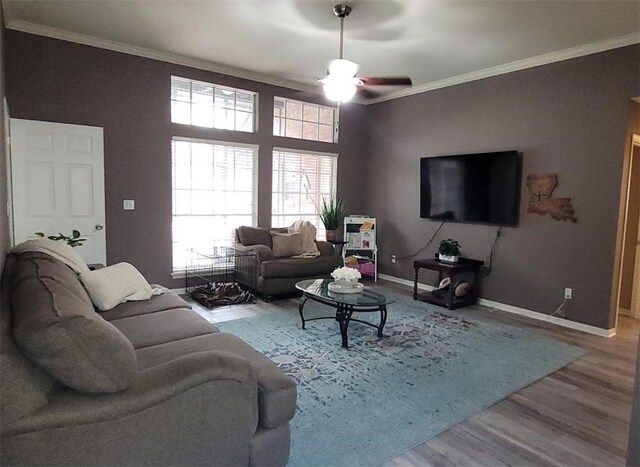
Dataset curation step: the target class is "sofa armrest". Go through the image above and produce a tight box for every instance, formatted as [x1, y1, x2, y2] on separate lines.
[4, 351, 258, 435]
[235, 243, 275, 262]
[315, 240, 336, 257]
[2, 351, 259, 466]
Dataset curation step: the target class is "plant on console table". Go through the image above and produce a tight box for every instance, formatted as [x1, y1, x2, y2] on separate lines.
[438, 239, 461, 263]
[317, 196, 345, 242]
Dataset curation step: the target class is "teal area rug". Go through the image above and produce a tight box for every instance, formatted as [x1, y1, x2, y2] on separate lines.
[218, 293, 585, 466]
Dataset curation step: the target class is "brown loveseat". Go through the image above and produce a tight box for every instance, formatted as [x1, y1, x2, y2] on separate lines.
[235, 226, 343, 299]
[1, 251, 296, 466]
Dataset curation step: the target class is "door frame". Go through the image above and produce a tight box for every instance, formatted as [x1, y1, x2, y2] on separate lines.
[632, 210, 640, 318]
[3, 98, 13, 247]
[612, 133, 640, 329]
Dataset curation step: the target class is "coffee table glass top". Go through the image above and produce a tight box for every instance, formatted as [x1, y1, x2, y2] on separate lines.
[295, 279, 395, 307]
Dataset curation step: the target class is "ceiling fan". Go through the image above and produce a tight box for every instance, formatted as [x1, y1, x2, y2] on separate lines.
[319, 4, 412, 103]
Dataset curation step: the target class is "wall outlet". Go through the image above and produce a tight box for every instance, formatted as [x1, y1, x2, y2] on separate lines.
[564, 288, 572, 300]
[123, 200, 135, 210]
[391, 255, 397, 264]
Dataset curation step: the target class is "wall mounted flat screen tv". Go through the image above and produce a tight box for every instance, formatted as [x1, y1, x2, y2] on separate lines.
[420, 151, 520, 226]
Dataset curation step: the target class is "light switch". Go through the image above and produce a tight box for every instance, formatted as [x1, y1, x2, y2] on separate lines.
[123, 200, 135, 210]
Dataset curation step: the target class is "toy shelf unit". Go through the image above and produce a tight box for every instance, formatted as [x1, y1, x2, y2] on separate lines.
[343, 216, 378, 282]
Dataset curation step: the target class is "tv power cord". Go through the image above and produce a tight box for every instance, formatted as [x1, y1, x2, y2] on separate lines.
[545, 298, 568, 321]
[481, 228, 502, 277]
[395, 221, 445, 261]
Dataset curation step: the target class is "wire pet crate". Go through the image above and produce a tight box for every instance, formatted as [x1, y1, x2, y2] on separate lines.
[185, 246, 257, 308]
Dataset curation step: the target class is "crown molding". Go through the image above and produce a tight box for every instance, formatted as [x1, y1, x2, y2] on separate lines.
[6, 19, 639, 105]
[5, 19, 315, 93]
[366, 32, 640, 105]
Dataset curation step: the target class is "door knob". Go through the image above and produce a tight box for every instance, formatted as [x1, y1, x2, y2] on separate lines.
[95, 224, 104, 231]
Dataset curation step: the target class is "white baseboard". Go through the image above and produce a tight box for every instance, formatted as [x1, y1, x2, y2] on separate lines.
[379, 273, 437, 292]
[378, 273, 615, 338]
[477, 297, 615, 338]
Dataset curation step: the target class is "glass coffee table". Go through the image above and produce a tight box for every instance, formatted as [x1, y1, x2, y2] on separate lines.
[295, 279, 395, 349]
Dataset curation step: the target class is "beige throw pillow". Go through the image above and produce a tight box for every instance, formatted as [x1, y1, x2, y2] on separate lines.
[80, 262, 154, 311]
[271, 231, 304, 258]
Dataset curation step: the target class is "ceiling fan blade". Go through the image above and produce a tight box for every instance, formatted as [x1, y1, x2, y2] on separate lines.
[356, 87, 381, 99]
[292, 86, 328, 103]
[359, 76, 412, 87]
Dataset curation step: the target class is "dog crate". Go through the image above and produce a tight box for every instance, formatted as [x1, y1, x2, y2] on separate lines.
[185, 246, 257, 308]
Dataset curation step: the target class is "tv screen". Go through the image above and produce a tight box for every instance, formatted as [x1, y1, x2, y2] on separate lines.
[420, 151, 520, 226]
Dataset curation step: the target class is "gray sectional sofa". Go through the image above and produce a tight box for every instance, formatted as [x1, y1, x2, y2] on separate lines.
[234, 226, 343, 299]
[1, 251, 296, 466]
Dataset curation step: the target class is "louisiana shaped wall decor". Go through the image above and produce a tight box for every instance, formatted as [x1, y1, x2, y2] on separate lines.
[526, 174, 577, 223]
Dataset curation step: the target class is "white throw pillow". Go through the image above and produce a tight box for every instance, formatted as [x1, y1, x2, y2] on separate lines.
[80, 262, 154, 311]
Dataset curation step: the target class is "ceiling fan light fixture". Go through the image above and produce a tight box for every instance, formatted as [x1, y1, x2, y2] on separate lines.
[322, 78, 357, 103]
[328, 59, 358, 79]
[322, 59, 359, 102]
[316, 3, 412, 102]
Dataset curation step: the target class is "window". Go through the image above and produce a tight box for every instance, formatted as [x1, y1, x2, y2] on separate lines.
[273, 97, 337, 143]
[271, 149, 337, 237]
[172, 138, 257, 271]
[171, 76, 256, 132]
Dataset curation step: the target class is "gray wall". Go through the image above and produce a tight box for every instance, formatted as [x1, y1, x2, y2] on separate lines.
[364, 45, 640, 330]
[5, 29, 638, 329]
[5, 30, 367, 289]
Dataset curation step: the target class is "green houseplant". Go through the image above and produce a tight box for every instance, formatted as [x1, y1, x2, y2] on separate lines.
[35, 230, 87, 248]
[317, 196, 345, 241]
[438, 239, 461, 263]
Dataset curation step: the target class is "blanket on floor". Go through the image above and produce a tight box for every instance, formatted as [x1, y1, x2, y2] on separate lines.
[190, 282, 256, 308]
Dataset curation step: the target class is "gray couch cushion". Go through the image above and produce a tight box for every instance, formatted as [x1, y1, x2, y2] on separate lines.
[1, 255, 58, 425]
[11, 253, 137, 393]
[109, 308, 217, 349]
[99, 288, 191, 321]
[237, 226, 273, 248]
[261, 255, 343, 279]
[136, 332, 296, 428]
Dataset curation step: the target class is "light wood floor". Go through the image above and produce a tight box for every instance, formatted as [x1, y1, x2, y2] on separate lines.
[383, 295, 639, 466]
[187, 281, 639, 467]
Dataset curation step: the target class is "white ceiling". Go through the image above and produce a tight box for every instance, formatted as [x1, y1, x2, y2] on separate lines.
[3, 0, 640, 102]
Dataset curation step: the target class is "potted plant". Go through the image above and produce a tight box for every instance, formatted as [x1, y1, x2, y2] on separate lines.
[317, 196, 345, 241]
[438, 239, 461, 263]
[35, 230, 87, 248]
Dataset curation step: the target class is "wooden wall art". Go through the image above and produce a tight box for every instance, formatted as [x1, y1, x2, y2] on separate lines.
[526, 174, 577, 223]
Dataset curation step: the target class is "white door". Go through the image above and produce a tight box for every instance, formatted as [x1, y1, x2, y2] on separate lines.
[10, 119, 106, 264]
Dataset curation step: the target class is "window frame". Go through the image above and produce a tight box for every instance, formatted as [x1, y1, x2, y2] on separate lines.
[273, 96, 339, 143]
[271, 147, 339, 236]
[170, 76, 258, 133]
[171, 136, 259, 276]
